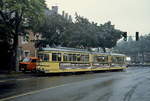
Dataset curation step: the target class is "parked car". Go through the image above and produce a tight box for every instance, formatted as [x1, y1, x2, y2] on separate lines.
[19, 57, 39, 72]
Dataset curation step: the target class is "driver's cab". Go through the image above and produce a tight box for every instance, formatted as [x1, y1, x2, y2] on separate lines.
[19, 57, 39, 72]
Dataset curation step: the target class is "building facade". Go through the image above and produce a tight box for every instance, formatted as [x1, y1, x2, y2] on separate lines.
[18, 31, 38, 60]
[18, 6, 60, 60]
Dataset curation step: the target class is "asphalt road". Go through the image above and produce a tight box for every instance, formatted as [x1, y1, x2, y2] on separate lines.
[0, 67, 150, 101]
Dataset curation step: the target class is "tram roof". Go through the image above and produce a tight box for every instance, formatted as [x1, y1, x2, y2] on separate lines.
[91, 52, 125, 56]
[40, 48, 126, 56]
[41, 48, 90, 53]
[110, 53, 126, 56]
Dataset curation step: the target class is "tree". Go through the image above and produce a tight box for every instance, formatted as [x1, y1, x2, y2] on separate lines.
[116, 34, 150, 54]
[96, 21, 123, 52]
[0, 0, 46, 71]
[115, 34, 150, 63]
[37, 12, 72, 47]
[64, 14, 97, 48]
[39, 13, 123, 53]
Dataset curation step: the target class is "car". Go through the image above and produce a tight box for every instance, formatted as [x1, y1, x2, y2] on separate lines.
[19, 57, 39, 72]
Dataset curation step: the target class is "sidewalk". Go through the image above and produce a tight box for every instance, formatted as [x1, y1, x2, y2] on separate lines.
[0, 71, 36, 80]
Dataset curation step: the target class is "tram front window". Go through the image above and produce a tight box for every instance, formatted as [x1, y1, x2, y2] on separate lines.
[112, 56, 124, 64]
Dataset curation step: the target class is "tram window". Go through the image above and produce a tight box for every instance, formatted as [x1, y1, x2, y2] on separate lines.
[63, 53, 72, 61]
[117, 57, 124, 63]
[112, 57, 117, 63]
[63, 54, 77, 61]
[38, 54, 49, 61]
[81, 55, 89, 62]
[63, 54, 68, 61]
[73, 54, 77, 61]
[52, 53, 57, 61]
[52, 53, 61, 61]
[68, 54, 72, 61]
[77, 54, 81, 61]
[63, 53, 89, 62]
[84, 55, 89, 62]
[80, 55, 84, 61]
[94, 56, 108, 63]
[44, 54, 49, 61]
[38, 54, 43, 60]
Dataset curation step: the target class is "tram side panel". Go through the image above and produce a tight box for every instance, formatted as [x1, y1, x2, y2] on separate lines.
[37, 52, 62, 73]
[37, 51, 127, 73]
[59, 52, 92, 72]
[38, 51, 92, 73]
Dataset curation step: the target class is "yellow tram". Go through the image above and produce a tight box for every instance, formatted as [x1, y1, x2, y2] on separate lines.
[37, 48, 127, 73]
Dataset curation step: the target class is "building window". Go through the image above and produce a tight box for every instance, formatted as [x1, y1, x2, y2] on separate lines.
[21, 36, 29, 44]
[24, 50, 30, 57]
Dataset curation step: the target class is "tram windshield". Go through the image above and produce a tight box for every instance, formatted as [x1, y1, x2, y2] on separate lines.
[112, 56, 125, 64]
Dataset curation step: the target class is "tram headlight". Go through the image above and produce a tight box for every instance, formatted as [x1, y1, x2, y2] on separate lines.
[126, 57, 131, 61]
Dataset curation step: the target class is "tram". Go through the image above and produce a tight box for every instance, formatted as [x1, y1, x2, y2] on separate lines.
[37, 48, 127, 73]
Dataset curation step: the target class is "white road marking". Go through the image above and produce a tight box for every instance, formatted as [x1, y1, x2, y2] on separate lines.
[0, 80, 11, 83]
[0, 79, 19, 83]
[0, 77, 101, 101]
[0, 84, 67, 101]
[0, 77, 35, 83]
[16, 78, 34, 81]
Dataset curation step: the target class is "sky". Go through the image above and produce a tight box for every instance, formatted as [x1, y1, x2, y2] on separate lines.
[45, 0, 150, 36]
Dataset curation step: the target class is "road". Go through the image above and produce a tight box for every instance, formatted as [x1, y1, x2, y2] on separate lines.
[0, 67, 150, 101]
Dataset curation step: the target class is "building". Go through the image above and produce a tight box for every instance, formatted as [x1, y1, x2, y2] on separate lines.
[62, 10, 72, 22]
[45, 6, 58, 16]
[52, 6, 58, 14]
[18, 6, 59, 60]
[18, 31, 41, 60]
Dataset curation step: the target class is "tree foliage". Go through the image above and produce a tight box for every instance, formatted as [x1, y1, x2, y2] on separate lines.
[115, 34, 150, 63]
[0, 0, 46, 71]
[39, 13, 123, 52]
[37, 13, 71, 47]
[115, 34, 150, 54]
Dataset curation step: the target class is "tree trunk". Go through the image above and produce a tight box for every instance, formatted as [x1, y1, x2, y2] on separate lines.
[97, 48, 100, 52]
[13, 35, 19, 72]
[13, 12, 20, 72]
[102, 47, 106, 53]
[8, 51, 14, 72]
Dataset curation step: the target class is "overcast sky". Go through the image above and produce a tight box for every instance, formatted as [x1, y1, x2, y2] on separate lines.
[46, 0, 150, 35]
